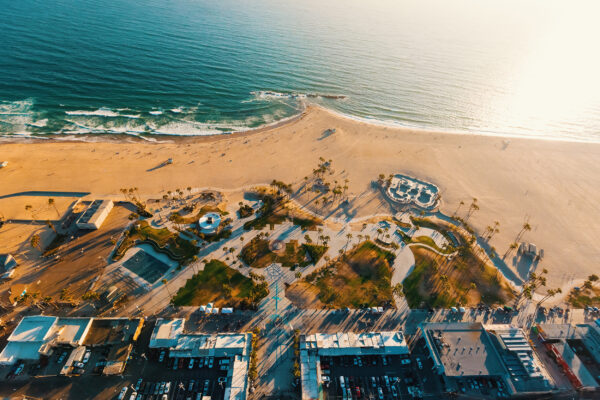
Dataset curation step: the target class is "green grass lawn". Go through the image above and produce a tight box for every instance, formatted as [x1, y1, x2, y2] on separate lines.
[240, 237, 327, 268]
[402, 246, 512, 308]
[410, 236, 454, 253]
[171, 260, 268, 308]
[568, 287, 600, 308]
[303, 241, 395, 308]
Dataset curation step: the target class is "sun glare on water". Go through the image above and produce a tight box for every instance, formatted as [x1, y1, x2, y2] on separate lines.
[489, 1, 600, 136]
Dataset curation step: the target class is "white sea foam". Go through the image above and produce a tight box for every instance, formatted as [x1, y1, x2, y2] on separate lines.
[149, 110, 163, 115]
[170, 108, 183, 113]
[26, 118, 48, 128]
[65, 108, 121, 117]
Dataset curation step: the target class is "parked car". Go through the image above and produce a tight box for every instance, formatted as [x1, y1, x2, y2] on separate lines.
[83, 350, 91, 364]
[158, 350, 165, 362]
[118, 387, 128, 400]
[135, 378, 142, 391]
[14, 363, 25, 375]
[188, 358, 195, 369]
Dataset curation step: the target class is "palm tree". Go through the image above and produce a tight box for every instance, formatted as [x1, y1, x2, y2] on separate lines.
[466, 198, 479, 221]
[48, 198, 60, 218]
[392, 283, 404, 297]
[503, 242, 519, 260]
[345, 233, 353, 247]
[453, 200, 465, 217]
[30, 234, 41, 251]
[46, 220, 57, 234]
[25, 204, 35, 221]
[161, 278, 172, 298]
[377, 174, 385, 187]
[465, 282, 476, 297]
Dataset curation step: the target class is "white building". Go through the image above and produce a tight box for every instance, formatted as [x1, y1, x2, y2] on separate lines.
[149, 318, 184, 349]
[0, 316, 58, 365]
[148, 319, 251, 400]
[300, 332, 408, 400]
[76, 200, 114, 230]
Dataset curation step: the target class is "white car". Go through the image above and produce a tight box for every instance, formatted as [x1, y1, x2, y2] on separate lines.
[83, 350, 91, 363]
[128, 392, 137, 400]
[188, 358, 195, 369]
[135, 378, 142, 391]
[117, 387, 128, 400]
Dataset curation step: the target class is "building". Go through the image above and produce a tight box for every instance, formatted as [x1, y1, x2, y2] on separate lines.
[0, 315, 142, 376]
[420, 322, 552, 396]
[535, 323, 600, 390]
[149, 319, 251, 400]
[0, 316, 58, 365]
[300, 332, 409, 400]
[149, 318, 184, 349]
[0, 254, 17, 279]
[76, 199, 113, 229]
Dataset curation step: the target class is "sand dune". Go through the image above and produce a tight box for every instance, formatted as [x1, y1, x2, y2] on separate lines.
[0, 106, 598, 291]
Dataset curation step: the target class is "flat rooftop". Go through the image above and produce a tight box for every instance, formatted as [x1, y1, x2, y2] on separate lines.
[8, 316, 57, 343]
[83, 318, 143, 346]
[423, 322, 505, 377]
[53, 317, 93, 345]
[77, 199, 112, 224]
[302, 331, 408, 355]
[149, 318, 185, 348]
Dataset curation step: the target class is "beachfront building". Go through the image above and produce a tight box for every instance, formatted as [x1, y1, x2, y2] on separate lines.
[149, 318, 251, 400]
[386, 174, 439, 209]
[300, 331, 409, 400]
[76, 199, 114, 230]
[0, 315, 142, 376]
[419, 322, 553, 396]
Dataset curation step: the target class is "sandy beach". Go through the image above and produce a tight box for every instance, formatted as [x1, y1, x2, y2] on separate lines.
[0, 106, 599, 292]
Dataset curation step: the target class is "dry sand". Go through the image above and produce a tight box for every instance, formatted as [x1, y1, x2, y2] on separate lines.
[0, 106, 598, 292]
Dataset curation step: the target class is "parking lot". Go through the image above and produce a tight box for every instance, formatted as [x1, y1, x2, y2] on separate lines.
[116, 353, 231, 400]
[321, 354, 423, 400]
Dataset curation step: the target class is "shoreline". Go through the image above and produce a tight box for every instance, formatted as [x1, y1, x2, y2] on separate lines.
[2, 103, 600, 145]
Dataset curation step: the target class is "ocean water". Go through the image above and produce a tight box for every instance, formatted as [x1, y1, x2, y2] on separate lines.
[1, 0, 599, 141]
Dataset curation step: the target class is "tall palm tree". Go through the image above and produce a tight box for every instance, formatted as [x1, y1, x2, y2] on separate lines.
[161, 278, 172, 298]
[453, 200, 465, 217]
[25, 204, 34, 221]
[48, 198, 60, 218]
[46, 220, 57, 234]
